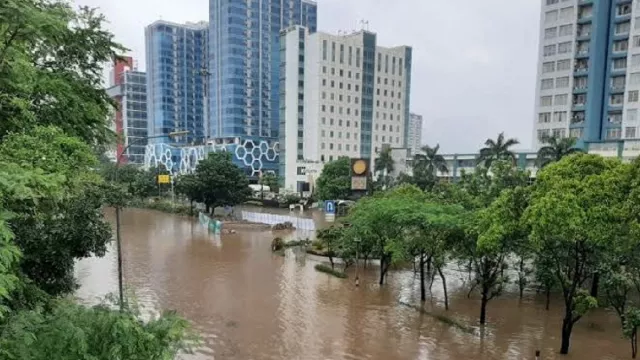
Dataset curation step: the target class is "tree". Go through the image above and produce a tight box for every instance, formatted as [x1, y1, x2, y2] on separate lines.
[259, 172, 280, 193]
[0, 0, 125, 146]
[413, 144, 448, 175]
[536, 135, 582, 168]
[374, 147, 395, 188]
[477, 132, 519, 168]
[525, 154, 628, 354]
[194, 152, 251, 214]
[463, 187, 529, 325]
[0, 300, 194, 359]
[388, 186, 465, 308]
[315, 157, 351, 201]
[174, 173, 203, 216]
[0, 127, 112, 296]
[317, 225, 344, 270]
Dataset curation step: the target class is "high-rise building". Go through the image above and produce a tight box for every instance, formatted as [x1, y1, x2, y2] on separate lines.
[279, 26, 412, 192]
[533, 0, 640, 149]
[407, 112, 423, 156]
[106, 56, 148, 164]
[145, 20, 208, 145]
[207, 0, 317, 143]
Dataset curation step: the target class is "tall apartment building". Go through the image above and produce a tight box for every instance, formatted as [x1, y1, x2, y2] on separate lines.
[534, 0, 640, 149]
[145, 20, 208, 145]
[207, 0, 317, 143]
[407, 112, 423, 156]
[106, 56, 147, 164]
[279, 26, 412, 192]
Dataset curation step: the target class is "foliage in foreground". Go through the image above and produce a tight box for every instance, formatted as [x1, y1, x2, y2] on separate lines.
[0, 300, 194, 360]
[314, 264, 348, 279]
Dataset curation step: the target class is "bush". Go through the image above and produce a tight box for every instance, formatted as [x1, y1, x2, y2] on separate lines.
[272, 221, 295, 231]
[271, 237, 284, 251]
[314, 264, 347, 278]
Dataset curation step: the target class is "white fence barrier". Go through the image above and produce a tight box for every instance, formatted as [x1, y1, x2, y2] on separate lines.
[240, 211, 315, 231]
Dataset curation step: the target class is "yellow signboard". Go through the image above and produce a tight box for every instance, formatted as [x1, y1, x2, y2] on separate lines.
[157, 174, 171, 184]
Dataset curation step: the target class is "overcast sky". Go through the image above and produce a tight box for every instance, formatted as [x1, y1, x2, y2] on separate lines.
[75, 0, 541, 153]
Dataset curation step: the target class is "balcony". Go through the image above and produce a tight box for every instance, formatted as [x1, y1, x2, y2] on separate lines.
[573, 86, 588, 94]
[574, 66, 589, 75]
[610, 85, 626, 94]
[575, 49, 590, 59]
[578, 12, 593, 24]
[611, 67, 627, 75]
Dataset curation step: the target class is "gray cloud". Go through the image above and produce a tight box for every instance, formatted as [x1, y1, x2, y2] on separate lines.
[75, 0, 540, 153]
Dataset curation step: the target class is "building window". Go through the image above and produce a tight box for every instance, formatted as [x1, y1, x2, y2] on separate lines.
[541, 78, 554, 90]
[616, 21, 631, 35]
[356, 48, 361, 67]
[321, 105, 326, 112]
[606, 128, 622, 140]
[346, 144, 350, 151]
[559, 7, 573, 20]
[321, 130, 325, 137]
[574, 76, 587, 89]
[545, 10, 558, 24]
[539, 112, 551, 123]
[556, 76, 570, 88]
[630, 91, 639, 102]
[634, 36, 640, 48]
[321, 143, 325, 149]
[540, 96, 553, 107]
[632, 55, 640, 68]
[552, 128, 566, 138]
[331, 42, 336, 62]
[609, 113, 623, 124]
[554, 94, 568, 105]
[322, 40, 327, 60]
[556, 59, 570, 71]
[543, 61, 555, 73]
[554, 111, 567, 123]
[611, 94, 624, 104]
[544, 27, 557, 40]
[558, 42, 572, 54]
[612, 76, 626, 89]
[614, 40, 628, 52]
[330, 118, 334, 125]
[559, 24, 573, 37]
[569, 128, 583, 138]
[614, 58, 628, 70]
[339, 44, 344, 64]
[618, 4, 632, 16]
[322, 79, 326, 86]
[543, 45, 557, 57]
[329, 143, 334, 150]
[537, 129, 551, 141]
[338, 144, 342, 150]
[546, 0, 558, 4]
[626, 127, 637, 138]
[628, 109, 638, 122]
[322, 117, 326, 125]
[631, 73, 640, 85]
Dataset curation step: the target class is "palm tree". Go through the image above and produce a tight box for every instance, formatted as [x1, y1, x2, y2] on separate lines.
[536, 135, 582, 168]
[477, 132, 519, 168]
[413, 144, 448, 175]
[374, 147, 395, 188]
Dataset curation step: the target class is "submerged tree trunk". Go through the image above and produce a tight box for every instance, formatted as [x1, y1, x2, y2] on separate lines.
[545, 286, 551, 311]
[205, 204, 210, 214]
[438, 266, 449, 310]
[631, 327, 638, 359]
[426, 255, 432, 275]
[189, 199, 194, 216]
[518, 257, 525, 299]
[590, 273, 600, 298]
[480, 288, 489, 325]
[419, 254, 426, 302]
[379, 257, 386, 285]
[560, 313, 574, 354]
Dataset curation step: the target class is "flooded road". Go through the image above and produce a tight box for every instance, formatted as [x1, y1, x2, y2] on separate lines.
[76, 208, 629, 359]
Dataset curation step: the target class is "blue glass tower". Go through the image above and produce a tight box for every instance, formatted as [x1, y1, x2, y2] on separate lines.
[207, 0, 317, 143]
[145, 20, 208, 145]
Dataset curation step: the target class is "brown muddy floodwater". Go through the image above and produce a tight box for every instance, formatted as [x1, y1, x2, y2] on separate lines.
[76, 208, 629, 360]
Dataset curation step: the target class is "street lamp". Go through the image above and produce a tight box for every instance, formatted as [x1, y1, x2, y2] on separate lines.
[114, 130, 188, 310]
[354, 238, 361, 287]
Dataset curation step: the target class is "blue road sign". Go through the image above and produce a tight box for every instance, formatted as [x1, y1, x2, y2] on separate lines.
[325, 200, 336, 214]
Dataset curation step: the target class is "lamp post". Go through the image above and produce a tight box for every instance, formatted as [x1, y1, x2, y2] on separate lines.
[354, 238, 361, 287]
[114, 130, 188, 310]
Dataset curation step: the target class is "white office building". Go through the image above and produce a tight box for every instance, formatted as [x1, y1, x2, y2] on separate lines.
[407, 112, 423, 156]
[279, 26, 413, 192]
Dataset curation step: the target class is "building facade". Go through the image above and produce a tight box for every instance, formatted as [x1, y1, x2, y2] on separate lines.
[533, 0, 640, 149]
[207, 0, 317, 142]
[407, 112, 423, 155]
[106, 56, 147, 164]
[279, 26, 412, 192]
[145, 20, 208, 145]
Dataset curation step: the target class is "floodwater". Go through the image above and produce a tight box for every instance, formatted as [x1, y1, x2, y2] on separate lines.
[76, 208, 630, 360]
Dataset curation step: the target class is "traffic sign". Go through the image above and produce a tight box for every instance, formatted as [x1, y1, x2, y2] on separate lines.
[325, 200, 336, 214]
[157, 174, 171, 184]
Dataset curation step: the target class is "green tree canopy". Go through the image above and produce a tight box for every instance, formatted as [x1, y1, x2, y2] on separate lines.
[477, 132, 519, 168]
[315, 157, 351, 201]
[194, 152, 251, 213]
[536, 135, 582, 168]
[0, 0, 125, 146]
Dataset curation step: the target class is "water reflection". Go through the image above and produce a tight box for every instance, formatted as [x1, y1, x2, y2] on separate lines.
[75, 208, 627, 360]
